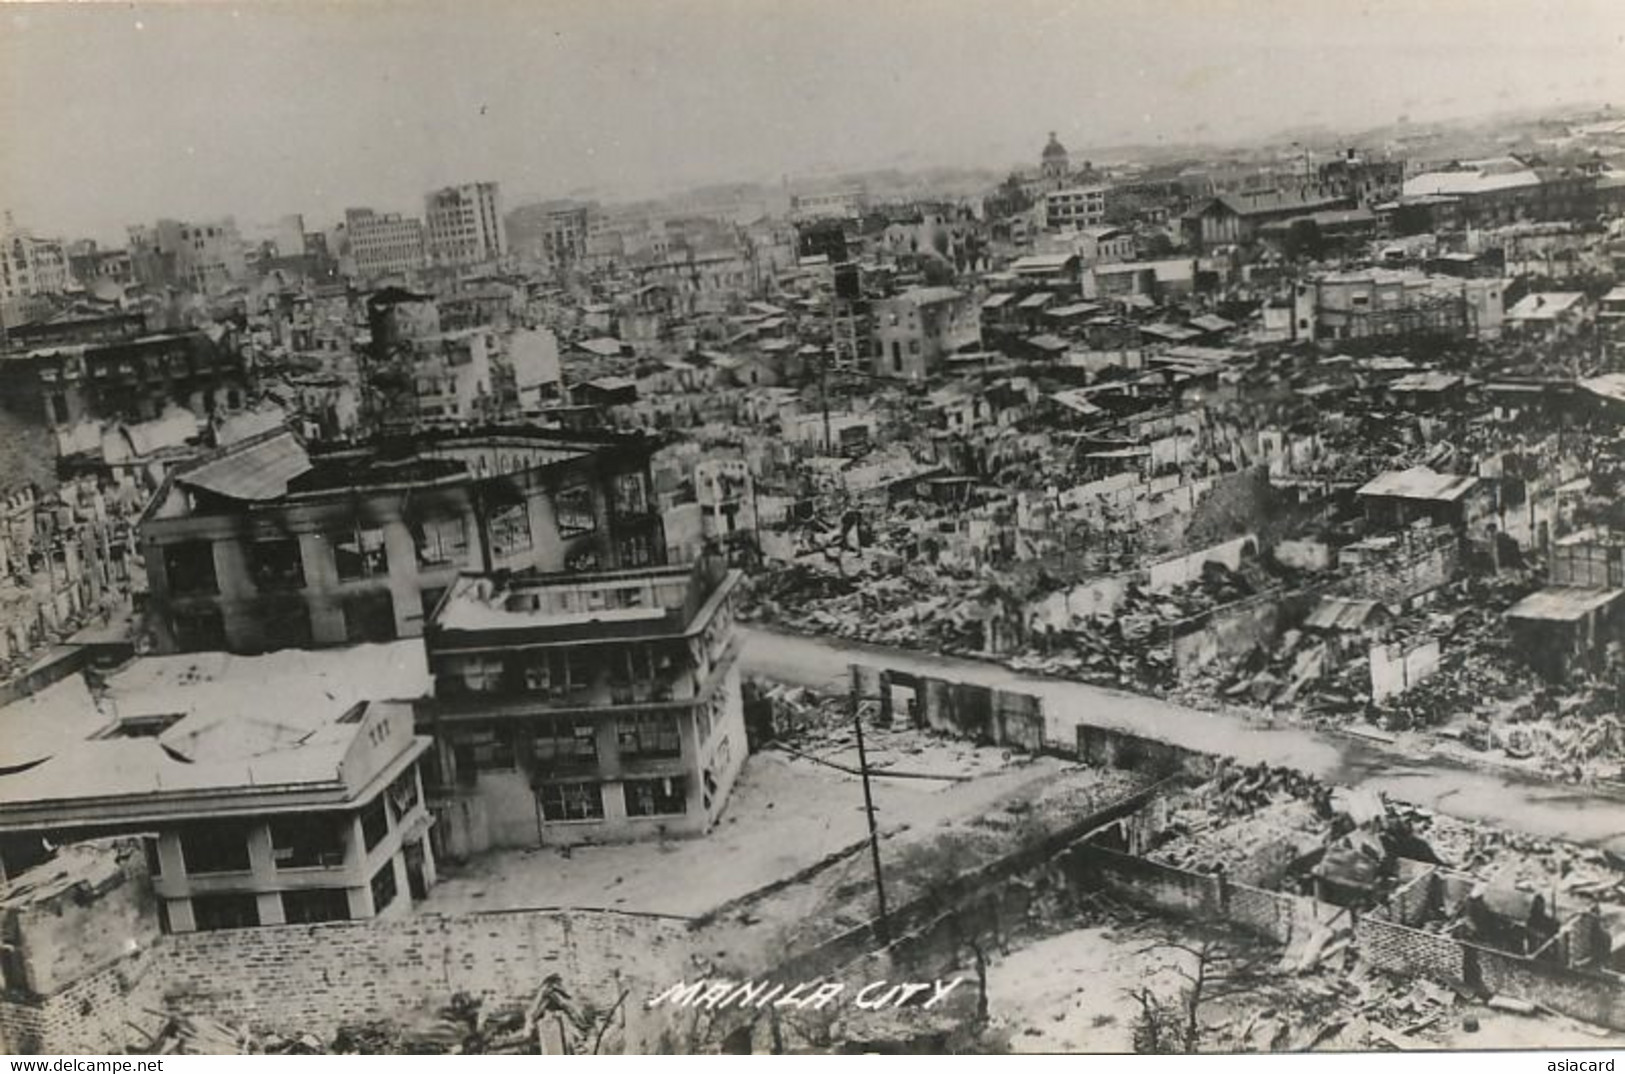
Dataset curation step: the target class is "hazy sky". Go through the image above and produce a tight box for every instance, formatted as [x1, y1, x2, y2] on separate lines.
[4, 0, 1625, 244]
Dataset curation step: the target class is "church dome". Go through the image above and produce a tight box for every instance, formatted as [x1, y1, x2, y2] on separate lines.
[1042, 131, 1068, 160]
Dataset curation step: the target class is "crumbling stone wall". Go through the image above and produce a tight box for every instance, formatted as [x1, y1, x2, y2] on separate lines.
[1074, 843, 1625, 1031]
[849, 665, 1044, 754]
[1333, 531, 1461, 610]
[1368, 638, 1442, 702]
[1168, 591, 1283, 676]
[1069, 845, 1319, 946]
[1075, 725, 1217, 779]
[0, 945, 161, 1054]
[1070, 845, 1224, 919]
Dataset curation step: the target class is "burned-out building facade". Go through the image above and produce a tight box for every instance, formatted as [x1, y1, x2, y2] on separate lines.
[138, 425, 665, 654]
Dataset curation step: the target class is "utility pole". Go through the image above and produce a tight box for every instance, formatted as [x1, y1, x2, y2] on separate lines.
[821, 349, 832, 454]
[853, 697, 890, 940]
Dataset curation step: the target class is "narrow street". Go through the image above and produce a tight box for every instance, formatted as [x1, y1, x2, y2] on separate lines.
[741, 625, 1625, 855]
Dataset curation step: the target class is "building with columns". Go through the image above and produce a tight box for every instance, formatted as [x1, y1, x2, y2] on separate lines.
[137, 424, 665, 655]
[0, 645, 436, 933]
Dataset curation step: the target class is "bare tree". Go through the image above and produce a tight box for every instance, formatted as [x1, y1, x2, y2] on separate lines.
[1129, 935, 1274, 1054]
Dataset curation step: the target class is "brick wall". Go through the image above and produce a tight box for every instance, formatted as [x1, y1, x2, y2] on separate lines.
[0, 946, 161, 1054]
[1477, 946, 1625, 1030]
[1354, 915, 1465, 981]
[3, 908, 691, 1054]
[1384, 868, 1439, 927]
[158, 908, 688, 1042]
[1226, 882, 1314, 944]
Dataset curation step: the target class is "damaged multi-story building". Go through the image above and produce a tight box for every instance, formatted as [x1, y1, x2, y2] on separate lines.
[420, 557, 746, 852]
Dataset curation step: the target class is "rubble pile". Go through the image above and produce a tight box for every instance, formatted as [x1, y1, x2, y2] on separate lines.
[128, 979, 604, 1055]
[739, 560, 994, 650]
[1393, 803, 1625, 898]
[1151, 796, 1323, 876]
[1146, 763, 1335, 876]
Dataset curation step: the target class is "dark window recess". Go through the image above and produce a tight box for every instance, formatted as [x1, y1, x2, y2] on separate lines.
[144, 837, 163, 878]
[532, 715, 598, 767]
[192, 893, 260, 932]
[334, 526, 389, 581]
[386, 767, 420, 821]
[618, 713, 681, 760]
[269, 812, 347, 869]
[538, 781, 605, 822]
[271, 597, 317, 647]
[555, 486, 596, 536]
[419, 586, 448, 623]
[282, 888, 351, 925]
[613, 472, 650, 517]
[178, 823, 252, 874]
[343, 591, 397, 644]
[360, 795, 390, 852]
[412, 515, 468, 568]
[617, 533, 655, 568]
[488, 501, 532, 558]
[624, 776, 687, 817]
[156, 900, 172, 936]
[455, 724, 516, 774]
[520, 650, 589, 699]
[248, 537, 305, 590]
[370, 861, 398, 913]
[171, 606, 226, 652]
[164, 541, 218, 595]
[0, 925, 27, 992]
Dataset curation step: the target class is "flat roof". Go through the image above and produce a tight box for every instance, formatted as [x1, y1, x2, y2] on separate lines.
[430, 562, 740, 648]
[0, 641, 432, 825]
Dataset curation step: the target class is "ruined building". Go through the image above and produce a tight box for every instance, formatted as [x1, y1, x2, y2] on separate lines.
[421, 557, 746, 852]
[138, 424, 665, 653]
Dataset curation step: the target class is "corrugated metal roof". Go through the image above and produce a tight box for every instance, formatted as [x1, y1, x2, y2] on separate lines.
[1580, 373, 1625, 405]
[982, 293, 1017, 309]
[1010, 254, 1076, 273]
[1356, 465, 1478, 502]
[1304, 597, 1384, 632]
[1505, 586, 1625, 622]
[178, 429, 310, 502]
[1016, 291, 1056, 309]
[1388, 371, 1464, 394]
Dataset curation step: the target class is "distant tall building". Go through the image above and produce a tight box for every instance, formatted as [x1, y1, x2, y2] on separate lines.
[127, 218, 247, 293]
[425, 182, 506, 267]
[273, 213, 308, 259]
[506, 201, 593, 273]
[0, 213, 71, 304]
[344, 208, 427, 279]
